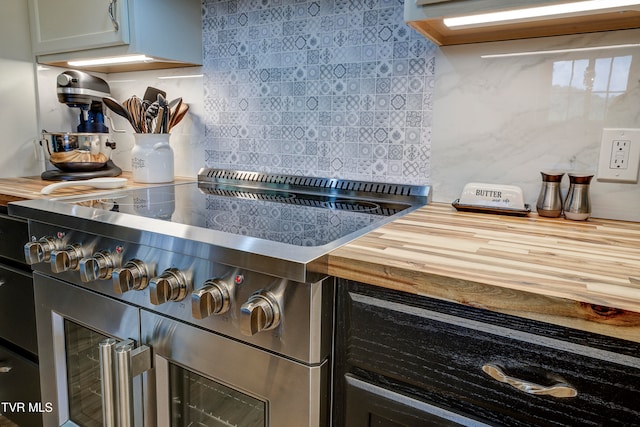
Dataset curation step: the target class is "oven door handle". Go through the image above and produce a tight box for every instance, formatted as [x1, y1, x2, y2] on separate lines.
[99, 338, 118, 427]
[99, 338, 152, 427]
[115, 339, 153, 427]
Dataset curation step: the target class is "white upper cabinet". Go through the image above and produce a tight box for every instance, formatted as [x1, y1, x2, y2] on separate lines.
[28, 0, 202, 72]
[405, 0, 640, 46]
[30, 0, 130, 54]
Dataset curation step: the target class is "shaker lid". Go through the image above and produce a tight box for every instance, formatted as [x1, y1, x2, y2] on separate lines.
[540, 171, 564, 182]
[568, 173, 594, 184]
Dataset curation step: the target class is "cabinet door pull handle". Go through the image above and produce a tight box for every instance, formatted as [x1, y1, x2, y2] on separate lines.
[108, 0, 120, 31]
[0, 366, 12, 373]
[482, 364, 578, 398]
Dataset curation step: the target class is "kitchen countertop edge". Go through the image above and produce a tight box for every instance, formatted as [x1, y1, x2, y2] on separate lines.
[327, 203, 640, 343]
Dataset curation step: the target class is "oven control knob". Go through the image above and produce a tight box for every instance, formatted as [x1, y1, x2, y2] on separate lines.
[50, 244, 85, 273]
[240, 291, 281, 336]
[149, 268, 189, 305]
[191, 279, 232, 319]
[79, 251, 117, 282]
[24, 237, 63, 265]
[112, 259, 152, 294]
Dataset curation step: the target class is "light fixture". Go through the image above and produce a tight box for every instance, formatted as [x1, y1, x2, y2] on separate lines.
[67, 55, 154, 67]
[158, 74, 203, 80]
[443, 0, 640, 29]
[480, 43, 640, 59]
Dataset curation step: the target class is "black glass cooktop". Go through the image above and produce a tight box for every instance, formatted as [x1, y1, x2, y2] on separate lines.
[68, 182, 411, 247]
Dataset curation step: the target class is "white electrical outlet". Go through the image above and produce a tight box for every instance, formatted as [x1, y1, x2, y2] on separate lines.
[597, 128, 640, 183]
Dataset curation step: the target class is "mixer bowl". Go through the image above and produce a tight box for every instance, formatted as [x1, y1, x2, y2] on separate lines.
[42, 132, 115, 172]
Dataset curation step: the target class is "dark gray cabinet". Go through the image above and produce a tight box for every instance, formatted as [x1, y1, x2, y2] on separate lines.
[0, 212, 41, 426]
[0, 214, 29, 264]
[334, 279, 640, 426]
[0, 345, 41, 427]
[0, 264, 37, 354]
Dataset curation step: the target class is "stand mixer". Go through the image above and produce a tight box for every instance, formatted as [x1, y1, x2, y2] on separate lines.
[41, 70, 122, 181]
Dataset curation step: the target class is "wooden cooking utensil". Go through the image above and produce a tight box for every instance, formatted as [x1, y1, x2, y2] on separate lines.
[154, 107, 165, 133]
[124, 96, 145, 133]
[169, 103, 189, 131]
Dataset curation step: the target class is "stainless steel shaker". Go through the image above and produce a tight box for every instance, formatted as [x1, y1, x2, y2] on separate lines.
[563, 173, 594, 220]
[536, 171, 564, 217]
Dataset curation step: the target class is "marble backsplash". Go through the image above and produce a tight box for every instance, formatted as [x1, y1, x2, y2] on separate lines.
[432, 29, 640, 222]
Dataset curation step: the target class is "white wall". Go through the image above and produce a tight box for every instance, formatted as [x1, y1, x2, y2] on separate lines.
[0, 0, 40, 177]
[432, 29, 640, 222]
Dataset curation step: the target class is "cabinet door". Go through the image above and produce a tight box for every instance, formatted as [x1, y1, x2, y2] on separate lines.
[345, 375, 489, 427]
[0, 214, 28, 264]
[0, 344, 42, 427]
[412, 0, 554, 15]
[0, 264, 36, 355]
[29, 0, 130, 55]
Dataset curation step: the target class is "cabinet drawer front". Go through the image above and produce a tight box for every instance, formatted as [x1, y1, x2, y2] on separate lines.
[0, 214, 28, 263]
[346, 291, 640, 426]
[0, 344, 42, 426]
[345, 375, 490, 427]
[0, 265, 36, 354]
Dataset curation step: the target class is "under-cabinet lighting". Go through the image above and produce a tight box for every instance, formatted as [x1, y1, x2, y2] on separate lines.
[68, 55, 154, 67]
[480, 43, 640, 58]
[444, 0, 640, 29]
[158, 74, 203, 80]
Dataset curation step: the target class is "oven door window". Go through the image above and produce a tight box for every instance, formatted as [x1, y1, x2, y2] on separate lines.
[169, 363, 266, 427]
[64, 319, 109, 427]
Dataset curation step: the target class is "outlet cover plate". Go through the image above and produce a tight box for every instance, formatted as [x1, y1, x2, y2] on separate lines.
[597, 128, 640, 183]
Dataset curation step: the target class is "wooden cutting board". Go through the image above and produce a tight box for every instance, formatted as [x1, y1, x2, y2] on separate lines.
[0, 172, 194, 206]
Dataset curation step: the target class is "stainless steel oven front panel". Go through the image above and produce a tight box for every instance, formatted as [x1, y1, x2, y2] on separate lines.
[142, 310, 328, 427]
[27, 222, 333, 365]
[34, 273, 149, 427]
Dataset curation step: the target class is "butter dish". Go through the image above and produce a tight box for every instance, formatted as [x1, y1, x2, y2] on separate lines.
[452, 182, 530, 216]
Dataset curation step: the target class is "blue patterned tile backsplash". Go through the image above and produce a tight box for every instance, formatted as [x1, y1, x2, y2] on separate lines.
[202, 0, 436, 184]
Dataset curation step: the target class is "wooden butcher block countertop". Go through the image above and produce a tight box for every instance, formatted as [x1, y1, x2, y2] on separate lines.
[0, 172, 194, 206]
[328, 203, 640, 343]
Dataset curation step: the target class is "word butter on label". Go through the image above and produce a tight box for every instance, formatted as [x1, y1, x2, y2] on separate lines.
[459, 183, 525, 209]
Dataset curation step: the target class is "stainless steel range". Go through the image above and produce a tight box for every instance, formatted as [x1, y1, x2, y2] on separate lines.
[8, 169, 430, 427]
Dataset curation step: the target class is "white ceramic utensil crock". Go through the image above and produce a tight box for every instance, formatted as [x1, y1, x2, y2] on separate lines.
[131, 133, 174, 183]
